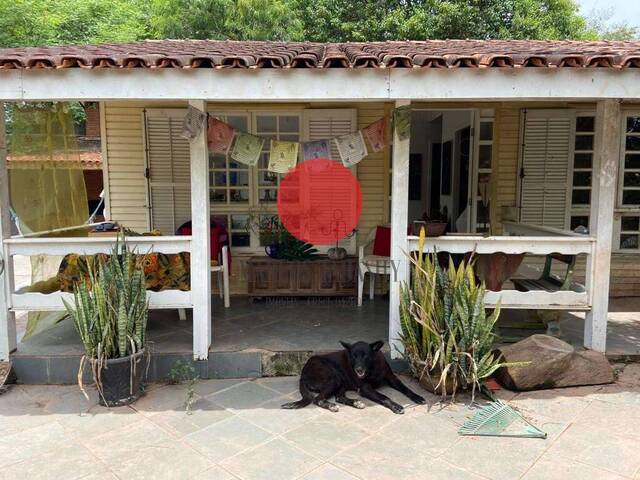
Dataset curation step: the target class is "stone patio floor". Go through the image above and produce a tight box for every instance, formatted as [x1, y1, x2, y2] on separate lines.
[2, 364, 640, 480]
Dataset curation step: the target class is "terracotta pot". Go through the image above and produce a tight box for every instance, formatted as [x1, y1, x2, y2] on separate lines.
[423, 222, 448, 237]
[328, 247, 347, 260]
[474, 252, 525, 292]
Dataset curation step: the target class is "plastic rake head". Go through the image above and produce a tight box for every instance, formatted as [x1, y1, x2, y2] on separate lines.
[458, 400, 547, 439]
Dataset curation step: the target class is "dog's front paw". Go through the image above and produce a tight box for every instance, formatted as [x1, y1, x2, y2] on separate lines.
[328, 403, 340, 412]
[353, 400, 366, 409]
[413, 395, 427, 405]
[389, 403, 405, 414]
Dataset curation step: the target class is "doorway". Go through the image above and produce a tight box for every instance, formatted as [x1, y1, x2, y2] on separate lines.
[408, 109, 493, 234]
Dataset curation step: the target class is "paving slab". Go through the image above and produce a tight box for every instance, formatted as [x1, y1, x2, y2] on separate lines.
[220, 438, 322, 480]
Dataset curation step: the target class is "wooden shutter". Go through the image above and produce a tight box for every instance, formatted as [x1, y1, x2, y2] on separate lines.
[303, 109, 358, 253]
[519, 110, 572, 229]
[144, 109, 191, 235]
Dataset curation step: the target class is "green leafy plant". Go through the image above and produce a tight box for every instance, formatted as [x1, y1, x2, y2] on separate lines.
[399, 228, 517, 400]
[168, 360, 199, 414]
[245, 211, 318, 261]
[63, 235, 148, 400]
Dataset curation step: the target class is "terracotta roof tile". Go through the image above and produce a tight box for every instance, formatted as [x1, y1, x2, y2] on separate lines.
[1, 39, 640, 70]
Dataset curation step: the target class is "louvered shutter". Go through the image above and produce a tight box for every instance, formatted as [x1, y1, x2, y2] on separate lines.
[303, 109, 358, 253]
[144, 109, 191, 235]
[519, 110, 572, 229]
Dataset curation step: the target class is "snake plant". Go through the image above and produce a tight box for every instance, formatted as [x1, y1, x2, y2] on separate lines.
[399, 228, 510, 400]
[63, 235, 148, 398]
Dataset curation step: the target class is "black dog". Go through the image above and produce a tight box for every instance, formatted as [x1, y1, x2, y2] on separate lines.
[281, 340, 426, 414]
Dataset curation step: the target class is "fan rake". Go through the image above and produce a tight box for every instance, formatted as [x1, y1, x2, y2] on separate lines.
[458, 400, 547, 439]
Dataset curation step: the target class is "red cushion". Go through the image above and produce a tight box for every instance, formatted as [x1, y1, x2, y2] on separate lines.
[372, 226, 391, 257]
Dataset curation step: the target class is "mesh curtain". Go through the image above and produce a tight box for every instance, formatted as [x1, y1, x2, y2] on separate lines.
[9, 103, 89, 338]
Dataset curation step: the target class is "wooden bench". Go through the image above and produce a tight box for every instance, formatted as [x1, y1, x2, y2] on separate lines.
[511, 253, 579, 293]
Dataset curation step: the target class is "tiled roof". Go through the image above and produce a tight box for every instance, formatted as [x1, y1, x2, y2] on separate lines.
[1, 39, 640, 70]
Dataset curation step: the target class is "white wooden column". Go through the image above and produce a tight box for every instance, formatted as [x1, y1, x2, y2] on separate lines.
[389, 99, 410, 359]
[0, 103, 16, 361]
[189, 100, 211, 360]
[584, 99, 621, 352]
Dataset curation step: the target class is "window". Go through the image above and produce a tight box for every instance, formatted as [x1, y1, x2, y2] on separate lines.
[207, 112, 301, 250]
[210, 115, 250, 206]
[621, 115, 640, 207]
[619, 215, 640, 250]
[616, 114, 640, 251]
[254, 114, 301, 204]
[569, 114, 595, 231]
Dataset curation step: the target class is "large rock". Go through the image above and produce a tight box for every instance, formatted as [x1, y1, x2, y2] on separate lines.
[495, 334, 614, 391]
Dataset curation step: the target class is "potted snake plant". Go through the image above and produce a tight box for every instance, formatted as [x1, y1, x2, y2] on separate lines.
[64, 236, 148, 406]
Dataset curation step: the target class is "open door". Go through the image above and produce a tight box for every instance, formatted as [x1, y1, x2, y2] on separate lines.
[410, 110, 488, 234]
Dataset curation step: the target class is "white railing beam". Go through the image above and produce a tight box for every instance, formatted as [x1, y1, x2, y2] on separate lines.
[407, 235, 594, 256]
[4, 236, 191, 256]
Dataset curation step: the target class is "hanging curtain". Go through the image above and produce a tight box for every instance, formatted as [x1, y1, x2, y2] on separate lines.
[8, 103, 89, 338]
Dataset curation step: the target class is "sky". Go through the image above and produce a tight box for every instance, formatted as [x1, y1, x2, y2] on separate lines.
[576, 0, 640, 29]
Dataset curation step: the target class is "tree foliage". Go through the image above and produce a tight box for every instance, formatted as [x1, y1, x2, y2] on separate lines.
[0, 0, 150, 48]
[0, 0, 636, 49]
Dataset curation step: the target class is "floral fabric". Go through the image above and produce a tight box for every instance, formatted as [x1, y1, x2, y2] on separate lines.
[57, 252, 191, 292]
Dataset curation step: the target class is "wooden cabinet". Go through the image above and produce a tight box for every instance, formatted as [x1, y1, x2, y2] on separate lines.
[247, 256, 357, 298]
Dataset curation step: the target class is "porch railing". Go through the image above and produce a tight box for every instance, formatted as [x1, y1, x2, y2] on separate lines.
[3, 235, 192, 311]
[407, 222, 596, 310]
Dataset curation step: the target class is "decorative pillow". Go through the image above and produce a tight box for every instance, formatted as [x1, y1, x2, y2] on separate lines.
[372, 226, 391, 257]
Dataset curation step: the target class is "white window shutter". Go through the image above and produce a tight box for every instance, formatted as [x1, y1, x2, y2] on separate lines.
[519, 110, 572, 229]
[303, 109, 358, 253]
[144, 109, 191, 235]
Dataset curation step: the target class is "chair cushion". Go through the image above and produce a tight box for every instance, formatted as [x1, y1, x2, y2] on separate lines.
[372, 226, 391, 257]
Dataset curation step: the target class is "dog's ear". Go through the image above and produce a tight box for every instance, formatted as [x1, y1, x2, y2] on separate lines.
[339, 341, 352, 351]
[370, 340, 384, 352]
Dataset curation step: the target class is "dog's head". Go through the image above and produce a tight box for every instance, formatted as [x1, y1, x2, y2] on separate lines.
[339, 340, 384, 379]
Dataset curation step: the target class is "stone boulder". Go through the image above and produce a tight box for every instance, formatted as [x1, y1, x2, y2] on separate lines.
[494, 334, 614, 391]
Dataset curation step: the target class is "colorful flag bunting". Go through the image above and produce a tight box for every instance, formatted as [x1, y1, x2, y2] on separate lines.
[231, 132, 264, 166]
[302, 140, 331, 161]
[207, 117, 236, 154]
[393, 105, 411, 141]
[269, 140, 299, 173]
[362, 117, 387, 153]
[334, 132, 368, 167]
[181, 105, 206, 140]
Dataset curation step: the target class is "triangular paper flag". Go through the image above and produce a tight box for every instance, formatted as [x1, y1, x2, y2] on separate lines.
[302, 140, 331, 161]
[268, 140, 299, 174]
[362, 118, 387, 153]
[334, 132, 368, 167]
[181, 106, 206, 140]
[207, 118, 235, 155]
[231, 132, 264, 167]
